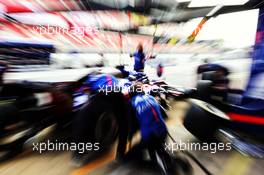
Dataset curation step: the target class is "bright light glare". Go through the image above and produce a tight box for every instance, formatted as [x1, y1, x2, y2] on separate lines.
[196, 9, 259, 48]
[188, 0, 249, 7]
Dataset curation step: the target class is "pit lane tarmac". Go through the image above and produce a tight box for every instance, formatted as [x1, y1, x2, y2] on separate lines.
[0, 101, 263, 175]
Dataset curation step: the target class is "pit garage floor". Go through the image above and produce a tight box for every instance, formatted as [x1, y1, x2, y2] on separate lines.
[0, 101, 263, 175]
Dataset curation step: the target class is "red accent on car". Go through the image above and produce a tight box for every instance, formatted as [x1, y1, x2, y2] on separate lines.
[227, 113, 264, 125]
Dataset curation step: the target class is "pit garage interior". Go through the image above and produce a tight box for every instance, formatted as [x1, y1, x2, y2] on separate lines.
[0, 0, 264, 175]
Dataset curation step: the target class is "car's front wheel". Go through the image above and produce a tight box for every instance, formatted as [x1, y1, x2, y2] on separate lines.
[183, 99, 229, 142]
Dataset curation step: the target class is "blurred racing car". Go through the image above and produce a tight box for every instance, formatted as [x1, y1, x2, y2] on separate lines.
[0, 66, 179, 161]
[182, 7, 264, 158]
[183, 62, 264, 158]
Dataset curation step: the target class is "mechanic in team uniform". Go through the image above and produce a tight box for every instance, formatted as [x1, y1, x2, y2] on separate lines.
[122, 83, 171, 174]
[133, 44, 146, 72]
[72, 73, 131, 165]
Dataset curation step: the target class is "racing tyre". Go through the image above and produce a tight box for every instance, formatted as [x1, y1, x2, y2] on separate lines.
[94, 110, 119, 146]
[183, 99, 228, 142]
[75, 96, 120, 152]
[196, 80, 212, 101]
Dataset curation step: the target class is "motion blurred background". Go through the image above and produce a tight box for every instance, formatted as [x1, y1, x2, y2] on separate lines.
[0, 0, 264, 175]
[0, 0, 259, 86]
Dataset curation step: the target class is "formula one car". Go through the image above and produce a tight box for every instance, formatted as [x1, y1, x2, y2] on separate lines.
[182, 62, 264, 158]
[70, 67, 194, 174]
[70, 67, 175, 148]
[180, 4, 264, 158]
[0, 66, 186, 162]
